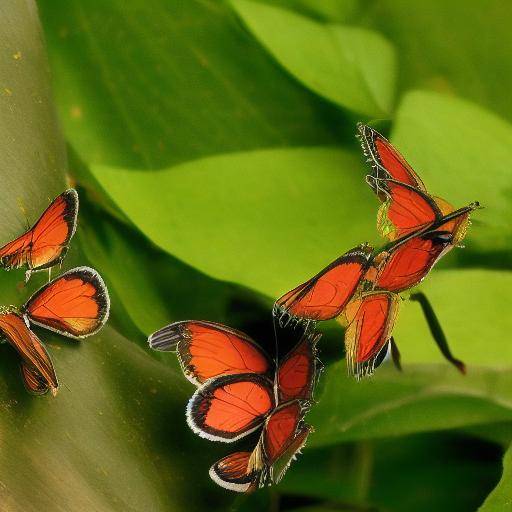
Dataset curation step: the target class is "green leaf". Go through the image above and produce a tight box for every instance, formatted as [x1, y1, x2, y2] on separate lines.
[89, 147, 376, 298]
[263, 0, 358, 23]
[282, 434, 502, 512]
[231, 0, 396, 116]
[0, 0, 66, 243]
[308, 363, 512, 447]
[479, 443, 512, 511]
[77, 195, 233, 337]
[364, 0, 512, 122]
[396, 270, 512, 367]
[39, 0, 344, 169]
[391, 90, 512, 252]
[0, 322, 237, 512]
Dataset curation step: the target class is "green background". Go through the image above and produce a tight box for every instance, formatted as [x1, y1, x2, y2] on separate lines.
[0, 0, 510, 510]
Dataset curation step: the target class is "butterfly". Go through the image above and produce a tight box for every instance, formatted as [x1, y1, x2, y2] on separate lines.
[0, 189, 78, 280]
[0, 266, 110, 395]
[149, 320, 320, 491]
[273, 243, 374, 327]
[357, 123, 479, 245]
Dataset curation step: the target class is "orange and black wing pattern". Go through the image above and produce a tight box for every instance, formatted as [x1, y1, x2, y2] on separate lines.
[261, 401, 311, 485]
[371, 231, 453, 293]
[375, 179, 442, 241]
[209, 451, 260, 493]
[357, 123, 426, 195]
[277, 331, 320, 402]
[0, 311, 58, 395]
[0, 189, 78, 276]
[148, 320, 271, 386]
[23, 266, 110, 339]
[209, 401, 311, 492]
[187, 373, 274, 442]
[342, 291, 400, 379]
[274, 244, 373, 324]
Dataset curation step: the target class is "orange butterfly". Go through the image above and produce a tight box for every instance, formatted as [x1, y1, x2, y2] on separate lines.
[0, 267, 110, 395]
[273, 243, 373, 327]
[0, 189, 78, 280]
[149, 321, 319, 491]
[357, 123, 479, 246]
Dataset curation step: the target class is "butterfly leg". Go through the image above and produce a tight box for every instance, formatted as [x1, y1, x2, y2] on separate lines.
[410, 292, 466, 375]
[24, 269, 32, 283]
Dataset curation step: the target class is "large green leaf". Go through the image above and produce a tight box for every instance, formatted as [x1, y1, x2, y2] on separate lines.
[308, 363, 512, 447]
[395, 270, 512, 367]
[231, 0, 396, 116]
[479, 443, 512, 511]
[363, 0, 512, 122]
[89, 147, 376, 298]
[39, 0, 346, 170]
[77, 195, 233, 337]
[0, 0, 66, 242]
[282, 434, 502, 512]
[391, 91, 512, 252]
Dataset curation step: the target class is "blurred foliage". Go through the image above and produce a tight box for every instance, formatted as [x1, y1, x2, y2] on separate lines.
[0, 0, 509, 510]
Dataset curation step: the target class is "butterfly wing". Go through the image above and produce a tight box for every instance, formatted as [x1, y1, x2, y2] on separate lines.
[372, 231, 453, 293]
[277, 331, 321, 402]
[261, 401, 311, 485]
[375, 179, 442, 241]
[0, 312, 58, 395]
[23, 266, 110, 339]
[357, 123, 427, 195]
[148, 320, 271, 386]
[186, 373, 274, 443]
[342, 292, 400, 379]
[0, 189, 78, 274]
[274, 244, 373, 324]
[209, 451, 260, 493]
[21, 363, 51, 395]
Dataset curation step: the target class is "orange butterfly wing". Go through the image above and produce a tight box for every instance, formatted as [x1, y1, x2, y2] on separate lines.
[357, 123, 427, 192]
[148, 320, 271, 385]
[0, 189, 78, 274]
[373, 232, 453, 293]
[376, 180, 442, 240]
[277, 332, 320, 402]
[262, 402, 303, 463]
[261, 401, 311, 485]
[274, 244, 373, 324]
[23, 266, 110, 339]
[187, 373, 274, 442]
[343, 292, 400, 379]
[209, 451, 259, 493]
[0, 312, 58, 395]
[209, 403, 311, 492]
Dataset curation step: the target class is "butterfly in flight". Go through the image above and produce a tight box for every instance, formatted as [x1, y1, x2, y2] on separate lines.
[0, 266, 110, 395]
[149, 320, 320, 491]
[273, 243, 373, 328]
[0, 189, 78, 281]
[357, 123, 479, 246]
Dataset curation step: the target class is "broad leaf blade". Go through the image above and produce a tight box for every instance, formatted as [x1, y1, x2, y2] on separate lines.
[232, 0, 396, 116]
[392, 91, 512, 251]
[89, 147, 376, 298]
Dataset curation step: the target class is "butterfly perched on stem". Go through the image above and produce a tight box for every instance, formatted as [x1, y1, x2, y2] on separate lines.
[0, 266, 110, 395]
[149, 320, 320, 491]
[0, 189, 79, 281]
